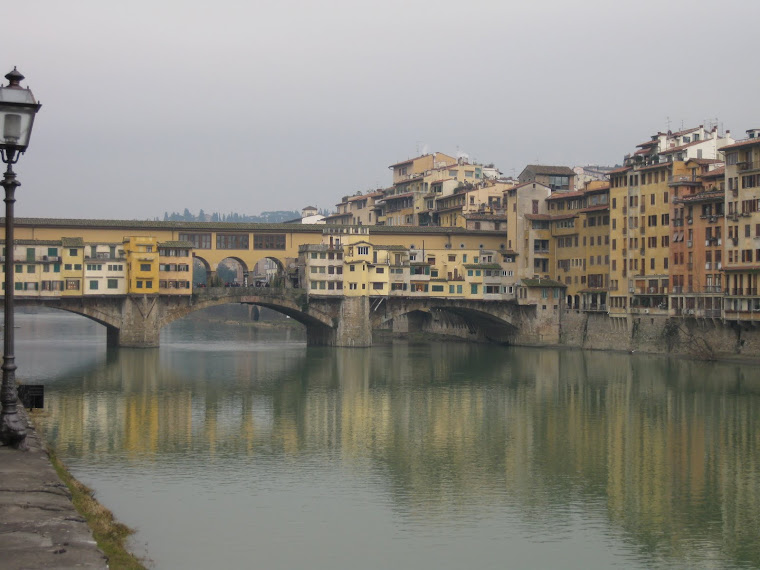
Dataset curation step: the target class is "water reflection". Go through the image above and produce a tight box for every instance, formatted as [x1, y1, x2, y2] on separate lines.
[21, 313, 760, 568]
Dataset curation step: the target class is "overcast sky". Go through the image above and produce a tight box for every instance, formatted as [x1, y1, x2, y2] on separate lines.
[5, 0, 759, 220]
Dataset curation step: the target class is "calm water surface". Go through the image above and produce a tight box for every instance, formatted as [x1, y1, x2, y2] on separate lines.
[15, 312, 760, 569]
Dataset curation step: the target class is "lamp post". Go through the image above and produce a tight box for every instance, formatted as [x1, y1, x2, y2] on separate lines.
[0, 67, 41, 449]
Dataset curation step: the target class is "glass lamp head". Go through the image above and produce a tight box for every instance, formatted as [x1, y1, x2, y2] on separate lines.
[0, 68, 41, 155]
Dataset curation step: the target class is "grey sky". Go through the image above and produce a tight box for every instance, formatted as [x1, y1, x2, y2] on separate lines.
[6, 0, 759, 220]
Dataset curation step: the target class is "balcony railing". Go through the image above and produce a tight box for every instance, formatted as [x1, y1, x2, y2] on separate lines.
[668, 174, 700, 185]
[635, 287, 667, 295]
[729, 288, 754, 296]
[737, 160, 755, 171]
[582, 304, 608, 312]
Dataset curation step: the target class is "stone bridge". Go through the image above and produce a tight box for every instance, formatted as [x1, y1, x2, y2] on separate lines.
[15, 289, 559, 348]
[370, 297, 555, 344]
[15, 288, 370, 348]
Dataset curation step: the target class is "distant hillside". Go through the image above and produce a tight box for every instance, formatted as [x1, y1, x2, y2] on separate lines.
[160, 209, 301, 223]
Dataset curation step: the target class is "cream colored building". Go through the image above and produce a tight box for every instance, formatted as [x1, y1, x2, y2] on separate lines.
[720, 130, 760, 318]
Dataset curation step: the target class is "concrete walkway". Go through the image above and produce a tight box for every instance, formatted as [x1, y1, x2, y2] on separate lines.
[0, 410, 108, 569]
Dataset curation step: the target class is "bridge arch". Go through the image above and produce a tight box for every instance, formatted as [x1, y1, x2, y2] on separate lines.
[16, 299, 124, 346]
[161, 289, 338, 346]
[374, 298, 523, 344]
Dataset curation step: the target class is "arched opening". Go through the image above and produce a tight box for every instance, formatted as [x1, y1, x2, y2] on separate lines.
[193, 256, 211, 288]
[250, 256, 293, 288]
[216, 257, 249, 288]
[385, 304, 518, 344]
[164, 301, 308, 343]
[15, 302, 119, 346]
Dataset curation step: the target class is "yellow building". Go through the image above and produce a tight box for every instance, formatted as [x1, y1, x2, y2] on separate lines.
[389, 152, 457, 185]
[158, 241, 193, 295]
[1, 240, 60, 297]
[503, 181, 552, 280]
[123, 236, 159, 294]
[61, 237, 84, 296]
[546, 189, 585, 308]
[609, 161, 674, 316]
[720, 131, 760, 317]
[608, 166, 631, 315]
[578, 182, 611, 311]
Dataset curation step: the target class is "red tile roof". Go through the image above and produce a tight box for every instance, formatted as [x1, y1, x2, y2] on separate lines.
[506, 181, 551, 191]
[385, 192, 414, 200]
[722, 265, 760, 272]
[521, 165, 575, 176]
[659, 139, 705, 154]
[637, 162, 672, 171]
[719, 138, 760, 151]
[585, 182, 611, 192]
[524, 213, 576, 221]
[669, 126, 701, 138]
[579, 204, 610, 213]
[672, 190, 724, 204]
[546, 190, 585, 200]
[700, 166, 725, 178]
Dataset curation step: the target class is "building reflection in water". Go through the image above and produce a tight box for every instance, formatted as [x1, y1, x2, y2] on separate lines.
[30, 315, 760, 568]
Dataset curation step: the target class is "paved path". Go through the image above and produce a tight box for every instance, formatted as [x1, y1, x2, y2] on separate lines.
[0, 410, 108, 569]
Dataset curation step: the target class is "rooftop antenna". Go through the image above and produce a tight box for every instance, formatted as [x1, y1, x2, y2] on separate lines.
[666, 116, 672, 131]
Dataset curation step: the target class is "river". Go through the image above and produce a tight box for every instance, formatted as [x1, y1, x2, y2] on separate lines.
[14, 311, 760, 569]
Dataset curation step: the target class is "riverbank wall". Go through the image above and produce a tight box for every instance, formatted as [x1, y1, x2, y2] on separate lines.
[381, 307, 760, 360]
[559, 311, 760, 359]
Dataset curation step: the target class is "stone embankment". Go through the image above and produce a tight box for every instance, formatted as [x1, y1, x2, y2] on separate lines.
[0, 410, 108, 569]
[382, 307, 760, 360]
[560, 311, 760, 360]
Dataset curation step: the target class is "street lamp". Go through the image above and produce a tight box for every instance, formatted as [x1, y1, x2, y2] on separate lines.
[0, 67, 41, 449]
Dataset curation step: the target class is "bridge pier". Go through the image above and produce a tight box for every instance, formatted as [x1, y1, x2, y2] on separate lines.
[106, 326, 120, 347]
[116, 295, 161, 348]
[335, 296, 372, 347]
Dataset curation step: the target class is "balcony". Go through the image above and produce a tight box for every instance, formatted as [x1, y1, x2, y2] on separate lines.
[728, 288, 754, 296]
[582, 304, 608, 312]
[635, 287, 667, 295]
[737, 160, 755, 172]
[668, 174, 700, 186]
[678, 308, 722, 318]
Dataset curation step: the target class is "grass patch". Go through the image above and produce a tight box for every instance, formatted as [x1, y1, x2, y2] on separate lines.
[47, 448, 147, 569]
